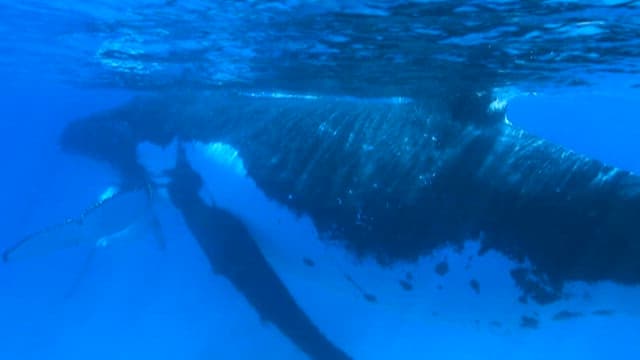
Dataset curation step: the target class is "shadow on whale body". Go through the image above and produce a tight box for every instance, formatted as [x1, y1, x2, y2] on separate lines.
[59, 91, 640, 304]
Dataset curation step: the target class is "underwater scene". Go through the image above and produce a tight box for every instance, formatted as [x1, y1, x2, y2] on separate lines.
[1, 1, 640, 359]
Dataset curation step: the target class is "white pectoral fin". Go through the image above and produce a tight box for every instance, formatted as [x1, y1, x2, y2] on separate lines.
[4, 188, 153, 263]
[3, 219, 86, 263]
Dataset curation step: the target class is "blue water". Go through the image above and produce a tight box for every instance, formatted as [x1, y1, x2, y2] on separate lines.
[1, 1, 640, 359]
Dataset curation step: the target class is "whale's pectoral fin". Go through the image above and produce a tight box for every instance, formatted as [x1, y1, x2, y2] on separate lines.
[3, 219, 85, 263]
[3, 188, 153, 263]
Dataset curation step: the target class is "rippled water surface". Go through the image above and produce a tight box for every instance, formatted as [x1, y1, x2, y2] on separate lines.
[2, 0, 640, 96]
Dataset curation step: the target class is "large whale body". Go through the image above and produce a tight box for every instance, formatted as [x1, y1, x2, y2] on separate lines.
[60, 91, 640, 304]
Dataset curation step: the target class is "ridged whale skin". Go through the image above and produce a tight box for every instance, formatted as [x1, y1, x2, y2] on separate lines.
[60, 90, 640, 303]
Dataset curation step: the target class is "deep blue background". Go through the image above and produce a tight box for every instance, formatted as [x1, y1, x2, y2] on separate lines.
[509, 94, 640, 173]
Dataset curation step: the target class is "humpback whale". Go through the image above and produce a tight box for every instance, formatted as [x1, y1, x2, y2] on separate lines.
[59, 90, 640, 297]
[57, 90, 640, 354]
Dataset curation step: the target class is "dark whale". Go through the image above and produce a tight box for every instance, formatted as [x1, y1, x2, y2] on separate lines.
[59, 90, 640, 305]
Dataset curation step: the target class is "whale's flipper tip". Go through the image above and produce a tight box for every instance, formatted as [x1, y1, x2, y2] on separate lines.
[5, 187, 154, 264]
[2, 222, 82, 263]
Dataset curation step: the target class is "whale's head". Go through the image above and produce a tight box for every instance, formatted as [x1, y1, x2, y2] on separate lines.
[60, 98, 149, 187]
[59, 94, 184, 186]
